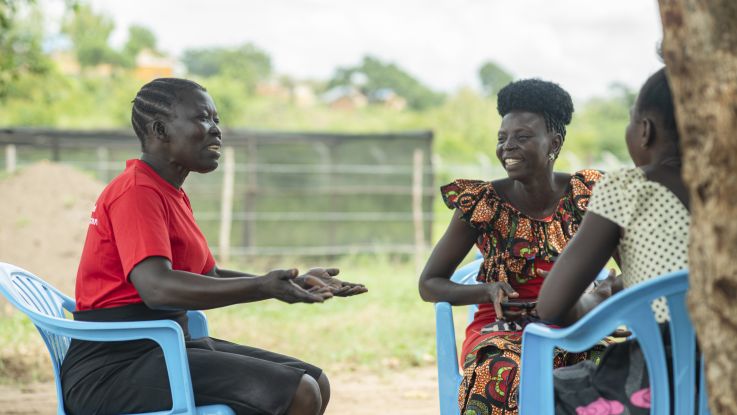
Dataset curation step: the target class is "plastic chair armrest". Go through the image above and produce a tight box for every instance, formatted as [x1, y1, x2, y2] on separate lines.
[186, 310, 209, 339]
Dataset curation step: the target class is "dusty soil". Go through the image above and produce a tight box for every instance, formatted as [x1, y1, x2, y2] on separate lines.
[0, 365, 440, 414]
[0, 161, 103, 297]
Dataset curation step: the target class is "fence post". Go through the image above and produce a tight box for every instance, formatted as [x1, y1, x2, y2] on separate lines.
[242, 138, 258, 249]
[51, 136, 60, 161]
[5, 144, 16, 174]
[413, 148, 426, 276]
[96, 146, 109, 182]
[218, 147, 236, 264]
[324, 143, 338, 252]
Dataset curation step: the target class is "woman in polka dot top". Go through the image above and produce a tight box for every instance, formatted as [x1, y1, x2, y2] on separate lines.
[537, 67, 688, 414]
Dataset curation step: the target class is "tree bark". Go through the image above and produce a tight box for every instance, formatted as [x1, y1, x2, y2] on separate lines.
[658, 1, 737, 412]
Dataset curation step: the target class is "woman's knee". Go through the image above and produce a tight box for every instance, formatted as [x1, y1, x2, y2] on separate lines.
[288, 374, 322, 415]
[316, 372, 330, 413]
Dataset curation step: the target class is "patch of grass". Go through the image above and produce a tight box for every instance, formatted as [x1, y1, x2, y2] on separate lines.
[0, 311, 53, 384]
[206, 254, 448, 373]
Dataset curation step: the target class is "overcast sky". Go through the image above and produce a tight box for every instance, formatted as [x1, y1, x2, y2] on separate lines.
[67, 0, 664, 102]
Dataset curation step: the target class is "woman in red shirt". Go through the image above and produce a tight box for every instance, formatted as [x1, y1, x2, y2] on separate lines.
[61, 78, 366, 415]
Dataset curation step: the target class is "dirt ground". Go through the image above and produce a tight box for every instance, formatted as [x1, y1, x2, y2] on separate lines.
[0, 161, 103, 296]
[0, 365, 440, 414]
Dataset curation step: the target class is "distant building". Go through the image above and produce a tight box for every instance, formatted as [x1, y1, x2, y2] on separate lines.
[291, 84, 317, 108]
[50, 51, 80, 76]
[134, 49, 175, 81]
[50, 50, 114, 77]
[370, 88, 407, 111]
[256, 79, 291, 100]
[321, 86, 368, 110]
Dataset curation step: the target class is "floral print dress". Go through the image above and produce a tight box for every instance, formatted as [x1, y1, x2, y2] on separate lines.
[441, 169, 607, 415]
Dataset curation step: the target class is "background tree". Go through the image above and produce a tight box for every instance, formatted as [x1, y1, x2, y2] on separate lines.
[181, 43, 272, 93]
[566, 82, 636, 162]
[328, 55, 444, 110]
[478, 61, 513, 97]
[61, 3, 121, 67]
[0, 0, 50, 99]
[658, 0, 737, 412]
[121, 25, 158, 67]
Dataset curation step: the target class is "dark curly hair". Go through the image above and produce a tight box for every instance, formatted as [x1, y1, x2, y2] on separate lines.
[496, 78, 574, 141]
[131, 78, 207, 150]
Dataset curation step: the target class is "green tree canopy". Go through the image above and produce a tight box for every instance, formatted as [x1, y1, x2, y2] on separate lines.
[181, 44, 272, 92]
[328, 55, 444, 110]
[566, 83, 636, 161]
[123, 25, 158, 64]
[478, 61, 513, 97]
[0, 0, 50, 99]
[62, 4, 121, 67]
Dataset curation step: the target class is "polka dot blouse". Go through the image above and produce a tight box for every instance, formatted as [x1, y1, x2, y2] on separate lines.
[587, 167, 690, 323]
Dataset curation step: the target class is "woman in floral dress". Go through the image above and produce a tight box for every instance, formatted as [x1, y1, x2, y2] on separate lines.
[419, 78, 608, 415]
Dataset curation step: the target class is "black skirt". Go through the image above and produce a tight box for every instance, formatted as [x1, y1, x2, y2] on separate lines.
[60, 303, 322, 415]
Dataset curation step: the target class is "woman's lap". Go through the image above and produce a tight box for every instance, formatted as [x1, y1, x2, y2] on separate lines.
[459, 332, 607, 415]
[62, 336, 322, 415]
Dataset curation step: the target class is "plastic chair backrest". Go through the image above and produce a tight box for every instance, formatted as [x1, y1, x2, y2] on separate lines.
[434, 258, 483, 415]
[0, 263, 75, 411]
[519, 269, 710, 415]
[0, 262, 233, 415]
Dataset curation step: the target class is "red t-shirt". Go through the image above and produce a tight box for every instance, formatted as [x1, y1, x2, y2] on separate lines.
[75, 159, 215, 311]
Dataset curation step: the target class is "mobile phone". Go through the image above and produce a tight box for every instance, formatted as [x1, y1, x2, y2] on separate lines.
[501, 300, 537, 311]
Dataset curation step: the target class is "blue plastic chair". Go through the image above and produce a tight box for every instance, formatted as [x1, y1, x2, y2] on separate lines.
[434, 258, 484, 415]
[0, 262, 234, 415]
[434, 262, 611, 415]
[519, 269, 710, 415]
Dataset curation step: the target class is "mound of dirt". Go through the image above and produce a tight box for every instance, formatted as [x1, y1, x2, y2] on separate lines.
[0, 161, 104, 298]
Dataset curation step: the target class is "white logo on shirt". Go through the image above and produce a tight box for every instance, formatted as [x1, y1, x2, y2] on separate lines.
[89, 204, 98, 225]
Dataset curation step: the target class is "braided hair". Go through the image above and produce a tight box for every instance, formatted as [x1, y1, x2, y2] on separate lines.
[496, 78, 574, 142]
[131, 78, 207, 149]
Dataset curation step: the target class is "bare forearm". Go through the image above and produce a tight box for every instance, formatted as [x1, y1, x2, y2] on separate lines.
[211, 268, 258, 279]
[419, 277, 490, 306]
[138, 270, 270, 310]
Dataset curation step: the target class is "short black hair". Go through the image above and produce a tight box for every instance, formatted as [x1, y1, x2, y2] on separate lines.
[496, 78, 574, 140]
[131, 78, 207, 149]
[636, 67, 678, 142]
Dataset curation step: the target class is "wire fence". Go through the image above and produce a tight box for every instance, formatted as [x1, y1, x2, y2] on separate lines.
[0, 128, 628, 272]
[0, 128, 436, 271]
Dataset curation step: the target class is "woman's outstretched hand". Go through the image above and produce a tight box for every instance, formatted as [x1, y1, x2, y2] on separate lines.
[296, 267, 368, 297]
[262, 269, 333, 304]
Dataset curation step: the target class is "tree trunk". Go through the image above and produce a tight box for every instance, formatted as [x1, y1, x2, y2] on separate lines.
[658, 1, 737, 412]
